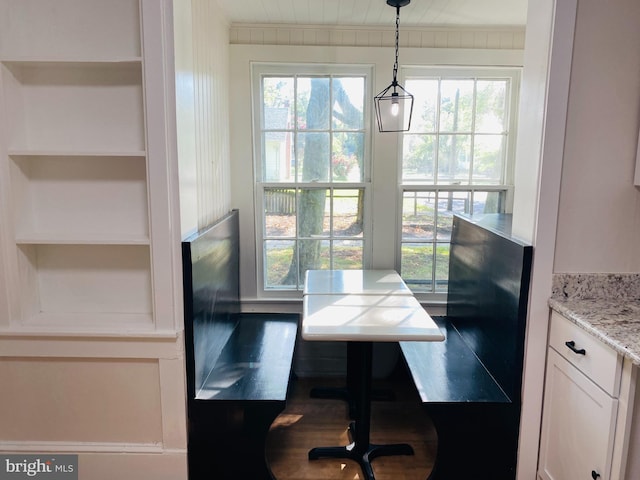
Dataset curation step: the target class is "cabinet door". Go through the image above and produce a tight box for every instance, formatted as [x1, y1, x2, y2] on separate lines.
[539, 348, 618, 480]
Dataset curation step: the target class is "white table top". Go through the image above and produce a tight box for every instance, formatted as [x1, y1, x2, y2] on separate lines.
[304, 269, 413, 296]
[302, 294, 444, 342]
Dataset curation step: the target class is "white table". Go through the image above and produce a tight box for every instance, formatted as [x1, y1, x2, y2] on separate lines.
[302, 270, 443, 480]
[303, 269, 413, 296]
[303, 269, 412, 412]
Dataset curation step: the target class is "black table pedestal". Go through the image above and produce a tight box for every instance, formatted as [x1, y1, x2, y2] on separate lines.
[310, 342, 395, 418]
[308, 341, 414, 480]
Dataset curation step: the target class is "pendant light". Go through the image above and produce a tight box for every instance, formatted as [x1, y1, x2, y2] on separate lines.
[374, 0, 414, 132]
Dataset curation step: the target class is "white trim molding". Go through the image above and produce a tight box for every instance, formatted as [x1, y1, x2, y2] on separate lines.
[230, 23, 526, 50]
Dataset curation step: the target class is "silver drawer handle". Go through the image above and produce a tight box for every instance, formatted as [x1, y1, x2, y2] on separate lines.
[565, 340, 586, 355]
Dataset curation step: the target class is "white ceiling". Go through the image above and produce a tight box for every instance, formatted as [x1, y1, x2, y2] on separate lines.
[216, 0, 528, 28]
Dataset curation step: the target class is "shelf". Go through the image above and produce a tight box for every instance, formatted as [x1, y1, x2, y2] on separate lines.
[15, 234, 150, 246]
[8, 150, 146, 158]
[1, 61, 145, 152]
[17, 244, 153, 325]
[0, 58, 143, 67]
[10, 155, 149, 241]
[0, 0, 141, 60]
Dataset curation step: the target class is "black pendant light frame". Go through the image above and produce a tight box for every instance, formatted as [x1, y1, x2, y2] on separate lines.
[374, 0, 414, 132]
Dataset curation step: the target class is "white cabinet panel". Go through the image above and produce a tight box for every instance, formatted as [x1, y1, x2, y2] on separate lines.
[0, 357, 162, 443]
[539, 348, 618, 480]
[549, 311, 622, 396]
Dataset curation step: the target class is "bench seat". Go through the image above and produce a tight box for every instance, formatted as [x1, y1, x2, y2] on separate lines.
[195, 313, 298, 403]
[400, 317, 510, 404]
[182, 210, 299, 480]
[188, 313, 298, 480]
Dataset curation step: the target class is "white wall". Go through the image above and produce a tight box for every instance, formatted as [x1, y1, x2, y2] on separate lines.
[174, 0, 232, 239]
[554, 0, 640, 273]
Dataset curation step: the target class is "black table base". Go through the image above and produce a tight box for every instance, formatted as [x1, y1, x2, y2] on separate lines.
[309, 442, 414, 479]
[308, 341, 414, 480]
[310, 342, 395, 418]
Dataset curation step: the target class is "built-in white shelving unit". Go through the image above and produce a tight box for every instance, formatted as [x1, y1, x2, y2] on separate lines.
[0, 2, 186, 475]
[0, 0, 157, 331]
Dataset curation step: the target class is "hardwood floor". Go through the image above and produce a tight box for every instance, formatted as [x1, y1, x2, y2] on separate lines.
[266, 368, 437, 480]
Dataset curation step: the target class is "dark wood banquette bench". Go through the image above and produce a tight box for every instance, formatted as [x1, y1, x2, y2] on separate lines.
[400, 213, 533, 480]
[181, 210, 298, 480]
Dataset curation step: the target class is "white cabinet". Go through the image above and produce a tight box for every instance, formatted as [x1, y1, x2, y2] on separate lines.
[539, 312, 637, 480]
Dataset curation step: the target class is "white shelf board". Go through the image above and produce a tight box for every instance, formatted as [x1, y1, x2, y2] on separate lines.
[1, 57, 143, 66]
[8, 150, 146, 158]
[15, 234, 150, 246]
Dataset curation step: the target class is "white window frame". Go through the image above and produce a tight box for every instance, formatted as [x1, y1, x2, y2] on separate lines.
[251, 63, 374, 298]
[398, 66, 521, 303]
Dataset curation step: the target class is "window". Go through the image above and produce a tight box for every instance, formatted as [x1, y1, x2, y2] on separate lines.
[252, 64, 372, 294]
[250, 64, 519, 300]
[400, 68, 519, 294]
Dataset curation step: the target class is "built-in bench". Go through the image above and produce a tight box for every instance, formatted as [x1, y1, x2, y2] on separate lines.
[400, 213, 533, 480]
[182, 210, 298, 480]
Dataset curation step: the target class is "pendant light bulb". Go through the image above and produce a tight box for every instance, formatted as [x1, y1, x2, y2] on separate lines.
[391, 94, 400, 116]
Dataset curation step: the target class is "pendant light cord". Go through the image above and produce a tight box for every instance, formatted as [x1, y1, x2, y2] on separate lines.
[392, 6, 400, 87]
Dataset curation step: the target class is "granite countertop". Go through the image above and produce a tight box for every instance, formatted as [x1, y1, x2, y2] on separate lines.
[549, 274, 640, 365]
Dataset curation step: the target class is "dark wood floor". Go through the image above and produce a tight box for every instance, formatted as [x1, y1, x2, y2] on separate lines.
[266, 367, 437, 480]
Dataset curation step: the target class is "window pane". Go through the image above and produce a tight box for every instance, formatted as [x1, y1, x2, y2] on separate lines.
[475, 80, 507, 133]
[262, 132, 294, 182]
[402, 191, 435, 241]
[401, 243, 433, 293]
[264, 188, 296, 237]
[333, 240, 363, 269]
[333, 132, 364, 182]
[437, 191, 469, 241]
[439, 80, 474, 132]
[297, 132, 330, 182]
[403, 134, 435, 182]
[406, 78, 438, 132]
[332, 189, 364, 238]
[435, 243, 450, 292]
[333, 77, 364, 130]
[298, 188, 329, 236]
[437, 134, 471, 184]
[297, 77, 330, 130]
[263, 77, 294, 129]
[264, 240, 295, 289]
[472, 191, 505, 215]
[473, 134, 504, 184]
[300, 239, 330, 270]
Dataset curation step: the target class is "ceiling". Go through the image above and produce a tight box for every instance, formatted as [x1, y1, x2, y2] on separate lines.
[216, 0, 528, 28]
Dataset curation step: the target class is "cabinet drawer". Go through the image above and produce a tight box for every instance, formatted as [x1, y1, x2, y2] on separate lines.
[549, 312, 622, 396]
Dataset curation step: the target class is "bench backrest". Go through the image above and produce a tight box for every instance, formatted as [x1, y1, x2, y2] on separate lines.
[446, 214, 533, 403]
[182, 209, 240, 400]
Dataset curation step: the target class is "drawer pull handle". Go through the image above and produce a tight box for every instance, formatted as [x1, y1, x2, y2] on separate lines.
[591, 471, 600, 479]
[565, 340, 586, 355]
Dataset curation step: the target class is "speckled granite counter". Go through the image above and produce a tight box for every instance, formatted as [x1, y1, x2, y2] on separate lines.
[549, 274, 640, 366]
